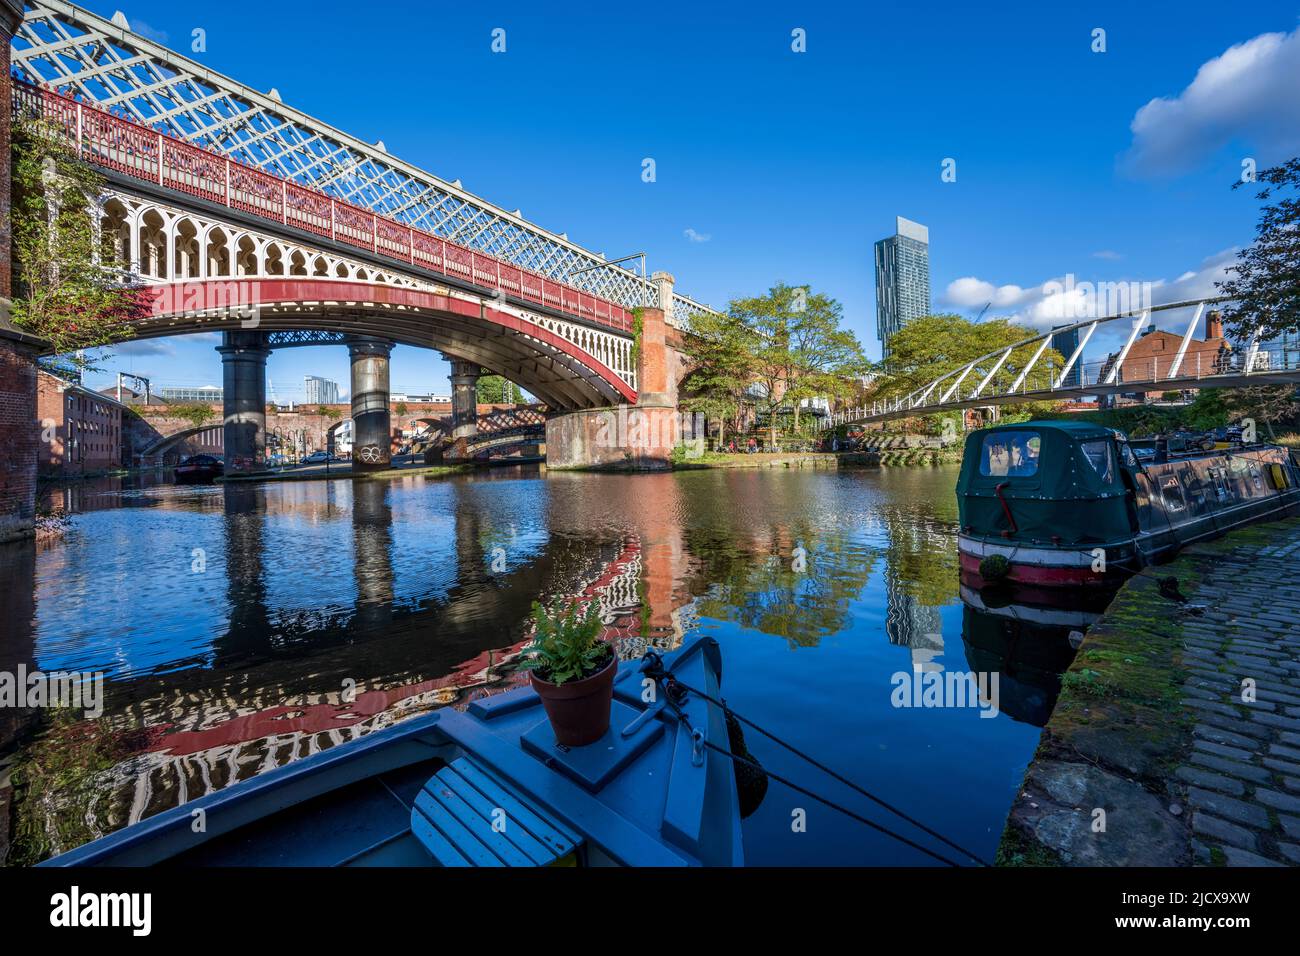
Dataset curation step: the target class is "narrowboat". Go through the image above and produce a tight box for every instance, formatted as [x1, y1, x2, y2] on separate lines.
[40, 635, 745, 867]
[173, 454, 225, 484]
[957, 420, 1300, 589]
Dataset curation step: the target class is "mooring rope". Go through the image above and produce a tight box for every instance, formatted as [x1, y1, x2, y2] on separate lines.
[645, 655, 991, 867]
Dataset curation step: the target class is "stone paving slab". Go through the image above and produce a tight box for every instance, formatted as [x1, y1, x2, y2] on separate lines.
[999, 515, 1300, 867]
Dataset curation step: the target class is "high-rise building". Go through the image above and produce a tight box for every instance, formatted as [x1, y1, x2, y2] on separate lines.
[1050, 325, 1081, 388]
[874, 217, 931, 360]
[304, 375, 340, 404]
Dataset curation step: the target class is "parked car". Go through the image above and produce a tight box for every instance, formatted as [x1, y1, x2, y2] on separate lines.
[302, 451, 343, 464]
[174, 454, 224, 484]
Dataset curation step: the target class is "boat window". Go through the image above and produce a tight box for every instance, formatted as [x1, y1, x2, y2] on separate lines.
[1161, 476, 1186, 512]
[1251, 464, 1264, 491]
[980, 431, 1040, 477]
[1080, 439, 1115, 483]
[1118, 442, 1139, 468]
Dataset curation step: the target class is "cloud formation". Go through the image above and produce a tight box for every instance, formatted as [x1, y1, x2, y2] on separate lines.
[683, 228, 711, 243]
[1123, 28, 1300, 177]
[942, 247, 1240, 331]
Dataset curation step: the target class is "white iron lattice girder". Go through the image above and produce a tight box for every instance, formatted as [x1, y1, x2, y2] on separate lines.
[105, 187, 637, 389]
[13, 0, 719, 324]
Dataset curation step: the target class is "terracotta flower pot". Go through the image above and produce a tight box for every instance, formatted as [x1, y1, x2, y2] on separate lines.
[529, 650, 618, 747]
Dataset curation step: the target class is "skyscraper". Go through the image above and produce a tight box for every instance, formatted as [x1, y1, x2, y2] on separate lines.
[304, 375, 340, 404]
[874, 217, 931, 360]
[1050, 325, 1081, 388]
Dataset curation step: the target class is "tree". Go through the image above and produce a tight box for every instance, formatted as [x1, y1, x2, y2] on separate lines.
[874, 314, 1064, 422]
[1217, 157, 1300, 342]
[394, 401, 409, 416]
[730, 283, 868, 442]
[679, 309, 759, 445]
[477, 374, 523, 404]
[1220, 385, 1300, 438]
[10, 116, 149, 367]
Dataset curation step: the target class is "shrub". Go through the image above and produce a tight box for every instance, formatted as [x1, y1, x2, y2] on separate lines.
[517, 600, 610, 685]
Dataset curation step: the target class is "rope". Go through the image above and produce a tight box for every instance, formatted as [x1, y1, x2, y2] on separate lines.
[651, 660, 990, 867]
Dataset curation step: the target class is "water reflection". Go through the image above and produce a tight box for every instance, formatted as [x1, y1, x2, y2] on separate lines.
[1, 465, 1094, 864]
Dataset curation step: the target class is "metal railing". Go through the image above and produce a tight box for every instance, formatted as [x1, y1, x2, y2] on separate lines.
[825, 297, 1299, 428]
[11, 80, 636, 335]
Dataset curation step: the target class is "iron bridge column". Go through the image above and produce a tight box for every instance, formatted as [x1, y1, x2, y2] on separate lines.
[349, 336, 394, 472]
[217, 330, 270, 475]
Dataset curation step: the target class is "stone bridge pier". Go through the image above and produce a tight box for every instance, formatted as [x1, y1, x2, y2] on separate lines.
[544, 272, 683, 471]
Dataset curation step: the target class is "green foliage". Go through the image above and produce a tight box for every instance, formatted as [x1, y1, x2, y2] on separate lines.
[629, 307, 644, 369]
[680, 308, 760, 443]
[167, 402, 216, 429]
[1217, 157, 1300, 341]
[736, 284, 868, 433]
[317, 405, 341, 420]
[476, 374, 524, 404]
[518, 600, 609, 685]
[10, 117, 148, 368]
[394, 401, 409, 416]
[874, 314, 1064, 420]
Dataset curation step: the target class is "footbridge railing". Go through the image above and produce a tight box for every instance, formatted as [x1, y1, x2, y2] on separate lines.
[828, 297, 1300, 428]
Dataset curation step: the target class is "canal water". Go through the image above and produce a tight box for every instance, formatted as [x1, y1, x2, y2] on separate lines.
[0, 466, 1087, 865]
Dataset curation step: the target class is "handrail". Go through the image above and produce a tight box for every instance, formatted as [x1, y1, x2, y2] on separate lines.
[10, 79, 635, 335]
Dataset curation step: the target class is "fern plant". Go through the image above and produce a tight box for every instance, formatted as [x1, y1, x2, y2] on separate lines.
[518, 600, 610, 685]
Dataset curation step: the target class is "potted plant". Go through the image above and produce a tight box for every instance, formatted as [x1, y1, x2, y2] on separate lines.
[519, 599, 617, 747]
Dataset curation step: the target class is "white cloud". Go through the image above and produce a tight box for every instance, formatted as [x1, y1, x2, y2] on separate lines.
[130, 20, 170, 44]
[944, 248, 1240, 332]
[683, 228, 711, 243]
[943, 277, 1035, 309]
[1092, 250, 1123, 261]
[1123, 28, 1300, 177]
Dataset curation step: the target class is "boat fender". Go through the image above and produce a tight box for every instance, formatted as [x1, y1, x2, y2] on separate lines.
[726, 710, 769, 819]
[978, 553, 1011, 582]
[1269, 463, 1289, 489]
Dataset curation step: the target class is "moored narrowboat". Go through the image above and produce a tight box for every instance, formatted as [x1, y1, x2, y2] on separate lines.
[956, 420, 1300, 589]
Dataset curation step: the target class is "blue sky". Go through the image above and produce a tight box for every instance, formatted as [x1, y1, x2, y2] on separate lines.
[78, 0, 1300, 398]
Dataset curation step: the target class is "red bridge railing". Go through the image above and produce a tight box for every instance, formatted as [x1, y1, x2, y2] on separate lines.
[11, 80, 635, 334]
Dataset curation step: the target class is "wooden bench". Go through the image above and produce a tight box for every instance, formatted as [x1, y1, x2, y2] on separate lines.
[411, 756, 581, 866]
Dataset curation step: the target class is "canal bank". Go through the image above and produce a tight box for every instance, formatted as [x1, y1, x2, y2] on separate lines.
[998, 516, 1300, 867]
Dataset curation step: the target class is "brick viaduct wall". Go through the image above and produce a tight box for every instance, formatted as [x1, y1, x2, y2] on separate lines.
[0, 2, 39, 543]
[126, 400, 533, 464]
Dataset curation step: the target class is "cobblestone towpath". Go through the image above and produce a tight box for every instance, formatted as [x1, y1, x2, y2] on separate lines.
[999, 516, 1300, 867]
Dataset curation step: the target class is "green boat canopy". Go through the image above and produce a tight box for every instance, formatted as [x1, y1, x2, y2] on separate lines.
[957, 420, 1135, 544]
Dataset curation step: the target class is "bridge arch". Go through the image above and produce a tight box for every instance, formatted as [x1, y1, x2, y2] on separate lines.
[138, 277, 636, 410]
[138, 423, 225, 463]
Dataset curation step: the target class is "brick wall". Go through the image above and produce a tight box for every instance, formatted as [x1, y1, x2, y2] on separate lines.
[35, 373, 125, 476]
[0, 6, 37, 542]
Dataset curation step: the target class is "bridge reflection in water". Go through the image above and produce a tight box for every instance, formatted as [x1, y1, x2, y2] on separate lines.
[3, 467, 1094, 865]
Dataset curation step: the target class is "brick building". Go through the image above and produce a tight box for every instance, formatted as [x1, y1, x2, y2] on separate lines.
[1102, 309, 1231, 403]
[36, 370, 127, 476]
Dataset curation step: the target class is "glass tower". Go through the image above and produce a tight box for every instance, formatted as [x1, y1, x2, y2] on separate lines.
[874, 217, 931, 361]
[304, 375, 341, 404]
[1050, 325, 1081, 388]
